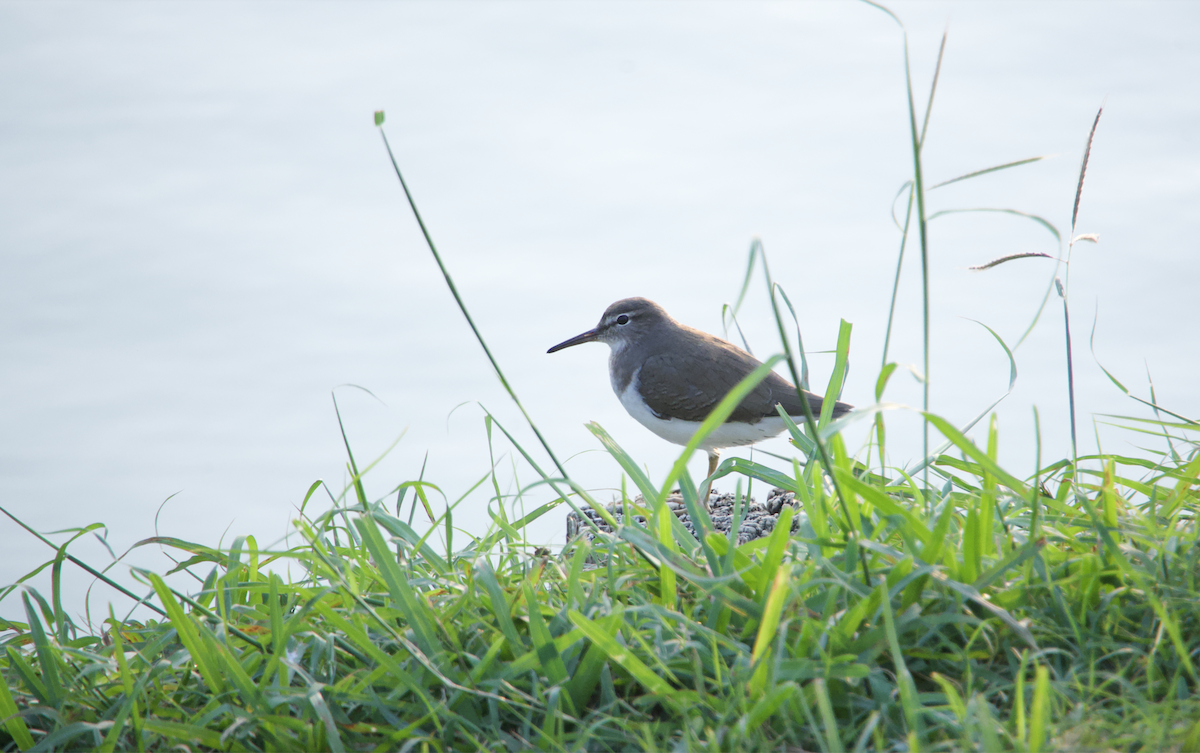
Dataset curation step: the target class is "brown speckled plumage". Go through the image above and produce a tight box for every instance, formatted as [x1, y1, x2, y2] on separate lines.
[587, 298, 850, 425]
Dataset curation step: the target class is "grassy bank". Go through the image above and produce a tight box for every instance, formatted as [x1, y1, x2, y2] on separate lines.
[1, 400, 1198, 751]
[4, 5, 1200, 751]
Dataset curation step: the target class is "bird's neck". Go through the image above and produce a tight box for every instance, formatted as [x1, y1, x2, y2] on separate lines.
[608, 342, 638, 397]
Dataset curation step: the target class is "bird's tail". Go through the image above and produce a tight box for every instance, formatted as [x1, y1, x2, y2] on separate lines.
[807, 393, 853, 420]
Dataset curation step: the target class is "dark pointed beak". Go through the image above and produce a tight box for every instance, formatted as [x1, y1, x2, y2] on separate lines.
[547, 327, 601, 353]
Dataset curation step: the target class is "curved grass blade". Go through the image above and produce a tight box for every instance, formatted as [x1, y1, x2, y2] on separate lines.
[928, 207, 1060, 243]
[354, 515, 441, 659]
[879, 583, 925, 744]
[477, 561, 524, 651]
[522, 582, 568, 685]
[923, 413, 1029, 497]
[722, 238, 761, 351]
[1089, 307, 1199, 426]
[146, 574, 226, 696]
[968, 252, 1054, 271]
[567, 610, 674, 697]
[749, 562, 793, 696]
[377, 122, 568, 480]
[901, 321, 1017, 480]
[0, 657, 34, 749]
[617, 527, 733, 587]
[881, 182, 915, 368]
[712, 456, 802, 495]
[820, 320, 853, 427]
[929, 155, 1048, 190]
[761, 247, 856, 558]
[739, 682, 797, 737]
[479, 409, 604, 531]
[0, 506, 166, 618]
[586, 423, 660, 503]
[849, 7, 936, 482]
[775, 285, 811, 390]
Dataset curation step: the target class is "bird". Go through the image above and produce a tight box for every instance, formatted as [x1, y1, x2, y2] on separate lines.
[547, 297, 851, 508]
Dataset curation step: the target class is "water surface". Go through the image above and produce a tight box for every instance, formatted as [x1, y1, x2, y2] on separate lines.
[2, 1, 1197, 621]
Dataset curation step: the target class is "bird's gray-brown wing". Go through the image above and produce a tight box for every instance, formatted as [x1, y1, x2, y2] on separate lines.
[636, 328, 851, 422]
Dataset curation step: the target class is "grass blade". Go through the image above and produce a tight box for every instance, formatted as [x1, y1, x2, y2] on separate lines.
[376, 121, 568, 480]
[568, 610, 674, 697]
[0, 653, 35, 749]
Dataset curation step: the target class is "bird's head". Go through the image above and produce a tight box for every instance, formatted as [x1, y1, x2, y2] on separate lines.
[547, 297, 671, 354]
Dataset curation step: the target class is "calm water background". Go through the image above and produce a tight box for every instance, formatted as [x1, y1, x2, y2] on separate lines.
[2, 1, 1198, 622]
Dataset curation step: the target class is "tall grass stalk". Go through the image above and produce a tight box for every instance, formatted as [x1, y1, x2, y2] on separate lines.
[909, 35, 938, 489]
[761, 245, 869, 584]
[1060, 106, 1104, 468]
[864, 1, 941, 486]
[376, 115, 568, 482]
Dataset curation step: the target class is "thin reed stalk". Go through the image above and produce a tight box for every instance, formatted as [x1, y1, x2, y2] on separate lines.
[376, 119, 569, 481]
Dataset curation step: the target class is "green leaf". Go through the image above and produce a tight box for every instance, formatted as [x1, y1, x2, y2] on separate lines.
[353, 515, 442, 659]
[0, 653, 34, 749]
[738, 682, 796, 737]
[656, 503, 678, 608]
[568, 610, 673, 697]
[523, 583, 568, 685]
[755, 506, 795, 600]
[586, 423, 660, 503]
[1029, 664, 1050, 753]
[749, 563, 792, 696]
[820, 320, 853, 428]
[930, 672, 966, 721]
[565, 613, 623, 711]
[309, 600, 441, 718]
[20, 593, 62, 708]
[928, 155, 1048, 190]
[880, 583, 924, 744]
[146, 573, 226, 695]
[837, 470, 931, 544]
[924, 414, 1030, 497]
[715, 456, 802, 494]
[143, 719, 225, 750]
[875, 362, 898, 402]
[814, 678, 846, 753]
[477, 561, 524, 651]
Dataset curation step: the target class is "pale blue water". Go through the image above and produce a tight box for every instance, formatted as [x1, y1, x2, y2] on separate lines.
[2, 1, 1198, 622]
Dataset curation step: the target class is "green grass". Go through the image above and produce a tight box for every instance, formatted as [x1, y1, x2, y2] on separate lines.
[5, 7, 1200, 751]
[2, 397, 1198, 751]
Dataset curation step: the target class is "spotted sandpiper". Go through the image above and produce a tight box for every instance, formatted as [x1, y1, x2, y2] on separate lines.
[548, 297, 852, 508]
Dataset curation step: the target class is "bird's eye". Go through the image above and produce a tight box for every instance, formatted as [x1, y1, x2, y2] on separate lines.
[616, 314, 630, 325]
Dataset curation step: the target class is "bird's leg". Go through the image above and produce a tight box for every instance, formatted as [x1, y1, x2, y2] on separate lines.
[701, 450, 720, 511]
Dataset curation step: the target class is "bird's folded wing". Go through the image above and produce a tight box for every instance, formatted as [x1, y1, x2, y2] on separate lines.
[637, 346, 803, 424]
